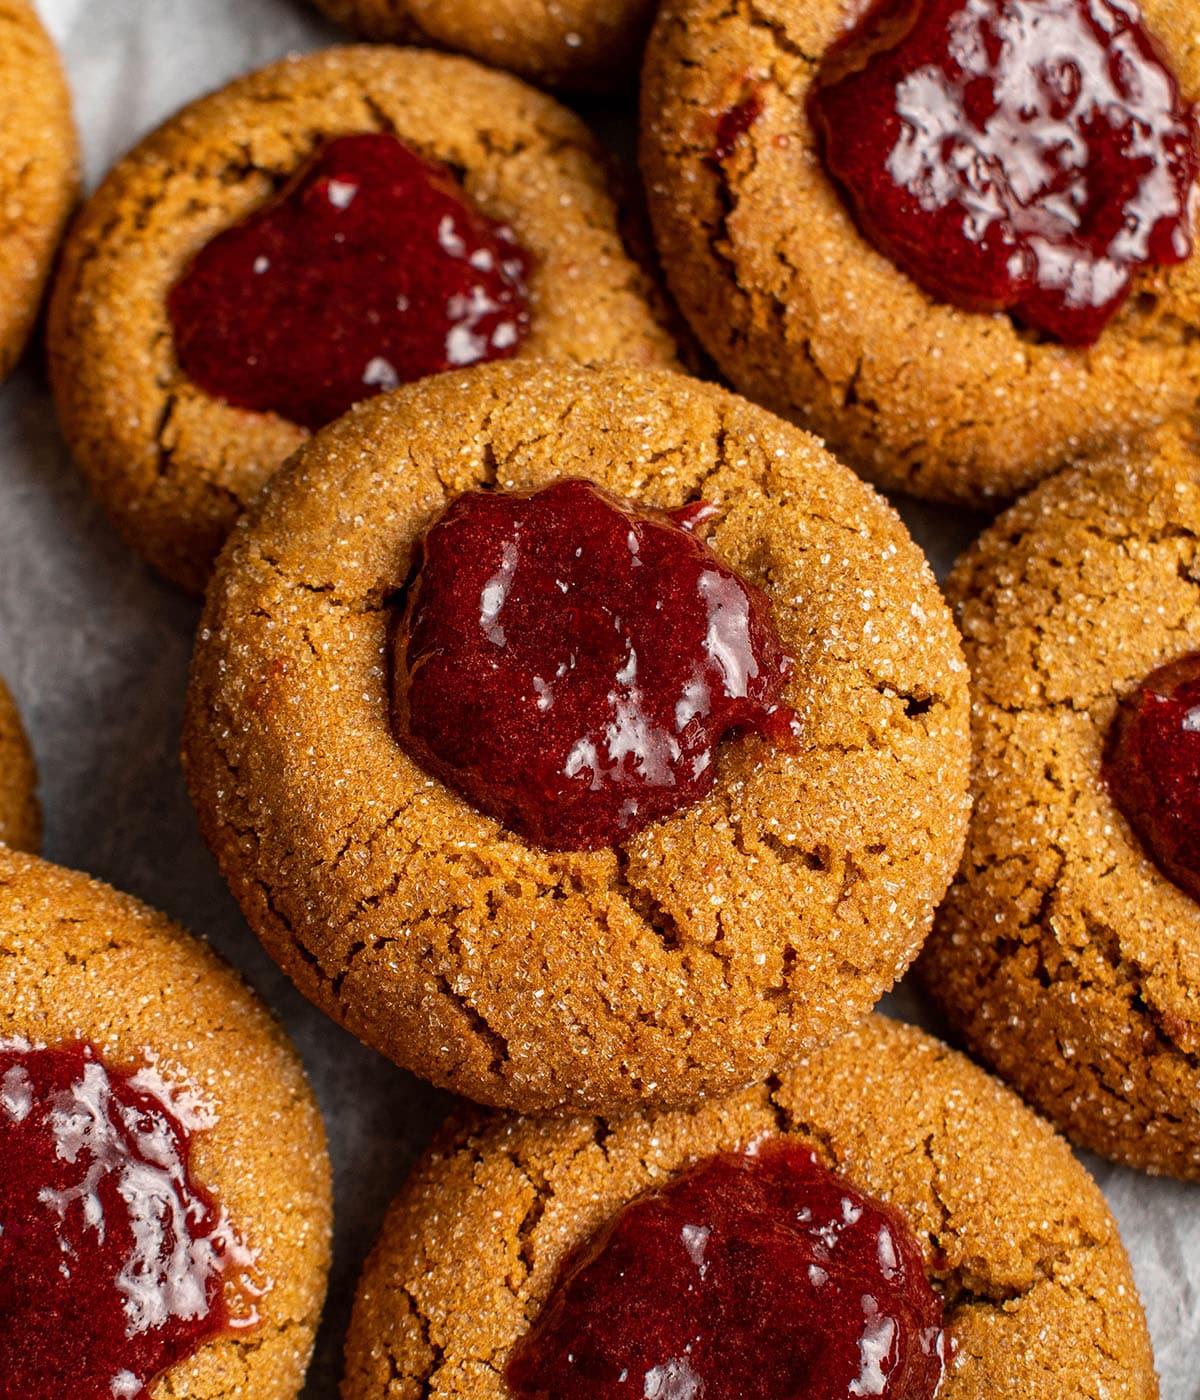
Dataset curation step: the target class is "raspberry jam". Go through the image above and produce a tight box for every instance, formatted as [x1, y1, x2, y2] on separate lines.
[390, 479, 798, 851]
[0, 1039, 260, 1400]
[1104, 652, 1200, 900]
[505, 1141, 946, 1400]
[168, 132, 531, 430]
[809, 0, 1198, 344]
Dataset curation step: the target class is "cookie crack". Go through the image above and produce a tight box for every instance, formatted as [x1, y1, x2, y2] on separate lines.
[739, 0, 821, 65]
[432, 972, 511, 1079]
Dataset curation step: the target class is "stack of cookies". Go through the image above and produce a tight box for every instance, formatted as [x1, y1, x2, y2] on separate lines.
[2, 0, 1198, 1395]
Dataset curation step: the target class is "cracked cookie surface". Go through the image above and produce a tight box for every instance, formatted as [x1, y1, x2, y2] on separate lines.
[309, 0, 658, 91]
[639, 0, 1200, 506]
[0, 848, 332, 1399]
[0, 0, 77, 381]
[342, 1014, 1157, 1400]
[47, 45, 678, 594]
[919, 432, 1200, 1178]
[182, 360, 971, 1115]
[0, 674, 39, 851]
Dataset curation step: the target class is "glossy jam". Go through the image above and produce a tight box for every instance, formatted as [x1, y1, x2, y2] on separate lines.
[390, 478, 798, 851]
[809, 0, 1198, 343]
[169, 132, 531, 430]
[1104, 652, 1200, 899]
[0, 1039, 259, 1400]
[505, 1141, 946, 1400]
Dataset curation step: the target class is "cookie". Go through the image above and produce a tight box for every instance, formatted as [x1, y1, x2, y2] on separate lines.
[47, 46, 678, 595]
[919, 431, 1200, 1178]
[0, 848, 332, 1397]
[342, 1014, 1157, 1400]
[182, 360, 971, 1115]
[639, 0, 1200, 506]
[0, 674, 39, 851]
[309, 0, 657, 91]
[0, 0, 77, 381]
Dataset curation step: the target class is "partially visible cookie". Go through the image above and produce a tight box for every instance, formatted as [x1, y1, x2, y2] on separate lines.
[48, 46, 678, 593]
[0, 848, 332, 1397]
[0, 0, 78, 380]
[183, 360, 972, 1115]
[342, 1014, 1157, 1400]
[920, 431, 1200, 1178]
[639, 0, 1200, 505]
[308, 0, 656, 91]
[0, 674, 39, 851]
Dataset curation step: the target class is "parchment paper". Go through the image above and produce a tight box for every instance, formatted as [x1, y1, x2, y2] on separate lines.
[1, 1, 1196, 1394]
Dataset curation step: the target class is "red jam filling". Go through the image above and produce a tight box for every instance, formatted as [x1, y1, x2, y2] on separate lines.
[505, 1141, 946, 1400]
[714, 91, 764, 160]
[1104, 652, 1200, 900]
[808, 0, 1198, 344]
[390, 478, 798, 851]
[0, 1039, 260, 1400]
[168, 132, 531, 430]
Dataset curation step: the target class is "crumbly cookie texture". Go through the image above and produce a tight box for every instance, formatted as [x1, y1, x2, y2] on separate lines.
[47, 46, 678, 595]
[0, 0, 78, 382]
[920, 431, 1200, 1178]
[0, 675, 39, 852]
[0, 849, 333, 1398]
[342, 1015, 1158, 1400]
[183, 361, 971, 1116]
[310, 0, 657, 91]
[639, 0, 1200, 506]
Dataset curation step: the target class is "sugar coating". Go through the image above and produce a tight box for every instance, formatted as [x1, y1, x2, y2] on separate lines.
[0, 848, 333, 1399]
[182, 360, 971, 1115]
[639, 0, 1200, 505]
[310, 0, 658, 91]
[920, 430, 1200, 1179]
[341, 1015, 1157, 1400]
[0, 0, 77, 382]
[0, 676, 39, 853]
[47, 45, 679, 595]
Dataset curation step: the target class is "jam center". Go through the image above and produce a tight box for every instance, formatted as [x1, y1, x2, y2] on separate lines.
[389, 478, 798, 851]
[1104, 651, 1200, 900]
[0, 1039, 260, 1400]
[808, 0, 1198, 344]
[168, 132, 531, 430]
[505, 1141, 946, 1400]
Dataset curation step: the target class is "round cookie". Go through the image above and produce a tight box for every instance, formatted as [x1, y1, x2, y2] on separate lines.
[920, 431, 1200, 1178]
[342, 1014, 1157, 1400]
[182, 360, 971, 1115]
[309, 0, 657, 91]
[0, 848, 332, 1396]
[0, 674, 39, 851]
[0, 0, 77, 381]
[47, 46, 679, 595]
[639, 0, 1200, 506]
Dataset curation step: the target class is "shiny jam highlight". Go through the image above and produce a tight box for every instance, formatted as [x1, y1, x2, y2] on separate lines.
[0, 1039, 260, 1400]
[390, 479, 798, 851]
[809, 0, 1198, 344]
[505, 1141, 946, 1400]
[1104, 651, 1200, 900]
[168, 132, 531, 430]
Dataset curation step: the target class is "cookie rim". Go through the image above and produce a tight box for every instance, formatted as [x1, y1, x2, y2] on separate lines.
[0, 847, 333, 1398]
[309, 0, 658, 90]
[341, 1013, 1157, 1400]
[0, 0, 79, 381]
[0, 673, 41, 853]
[639, 0, 1200, 505]
[921, 436, 1200, 1178]
[47, 43, 677, 593]
[182, 359, 972, 1116]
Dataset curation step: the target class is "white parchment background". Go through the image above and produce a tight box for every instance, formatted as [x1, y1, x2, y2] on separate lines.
[0, 0, 1196, 1394]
